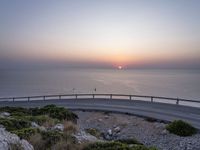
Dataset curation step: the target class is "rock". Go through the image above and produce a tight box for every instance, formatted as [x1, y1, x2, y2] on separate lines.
[38, 126, 46, 131]
[52, 124, 64, 131]
[31, 122, 46, 131]
[154, 122, 166, 129]
[103, 129, 114, 140]
[0, 127, 33, 150]
[113, 126, 121, 133]
[98, 119, 102, 122]
[104, 134, 112, 140]
[107, 129, 112, 135]
[113, 125, 117, 128]
[31, 122, 39, 128]
[0, 112, 10, 118]
[73, 131, 101, 143]
[20, 139, 34, 150]
[161, 129, 168, 135]
[104, 115, 109, 119]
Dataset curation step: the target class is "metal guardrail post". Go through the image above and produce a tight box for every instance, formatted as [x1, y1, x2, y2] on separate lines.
[176, 98, 179, 105]
[93, 94, 95, 99]
[28, 97, 30, 101]
[151, 97, 153, 102]
[110, 94, 112, 99]
[129, 95, 131, 100]
[75, 94, 77, 99]
[13, 98, 14, 102]
[59, 95, 61, 100]
[43, 96, 45, 101]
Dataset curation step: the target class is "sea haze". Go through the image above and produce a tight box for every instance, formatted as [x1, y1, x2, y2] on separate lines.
[0, 69, 199, 102]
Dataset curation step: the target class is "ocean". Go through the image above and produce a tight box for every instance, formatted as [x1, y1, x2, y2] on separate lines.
[0, 69, 199, 102]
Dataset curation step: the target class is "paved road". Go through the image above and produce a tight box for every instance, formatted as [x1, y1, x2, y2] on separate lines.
[0, 98, 200, 129]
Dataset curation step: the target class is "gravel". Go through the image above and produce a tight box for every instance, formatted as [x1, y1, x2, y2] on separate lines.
[73, 110, 200, 150]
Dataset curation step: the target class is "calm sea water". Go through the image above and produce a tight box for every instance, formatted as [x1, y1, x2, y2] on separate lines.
[0, 69, 199, 101]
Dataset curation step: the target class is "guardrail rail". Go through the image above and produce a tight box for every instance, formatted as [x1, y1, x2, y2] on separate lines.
[0, 93, 199, 106]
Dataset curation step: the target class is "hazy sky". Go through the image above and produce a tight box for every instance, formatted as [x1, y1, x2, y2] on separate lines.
[0, 0, 200, 69]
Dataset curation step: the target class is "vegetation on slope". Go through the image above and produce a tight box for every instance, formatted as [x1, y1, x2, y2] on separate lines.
[0, 105, 158, 150]
[0, 105, 79, 149]
[166, 120, 197, 136]
[83, 142, 157, 150]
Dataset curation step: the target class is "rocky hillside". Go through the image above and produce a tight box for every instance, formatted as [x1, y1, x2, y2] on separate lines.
[0, 105, 199, 150]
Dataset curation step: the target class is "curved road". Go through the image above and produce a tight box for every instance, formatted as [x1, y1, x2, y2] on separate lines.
[0, 98, 200, 129]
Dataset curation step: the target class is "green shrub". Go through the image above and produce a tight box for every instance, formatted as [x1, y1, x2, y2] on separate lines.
[26, 115, 49, 125]
[29, 107, 41, 116]
[0, 105, 78, 123]
[83, 142, 129, 150]
[40, 130, 63, 148]
[83, 142, 156, 150]
[148, 147, 158, 150]
[52, 139, 79, 150]
[116, 138, 143, 145]
[0, 105, 80, 149]
[0, 106, 30, 116]
[12, 128, 37, 139]
[145, 117, 157, 122]
[0, 118, 31, 131]
[131, 145, 157, 150]
[39, 105, 78, 122]
[85, 128, 102, 138]
[27, 115, 58, 125]
[166, 120, 197, 136]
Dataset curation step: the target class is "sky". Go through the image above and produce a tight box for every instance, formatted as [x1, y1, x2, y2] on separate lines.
[0, 0, 200, 69]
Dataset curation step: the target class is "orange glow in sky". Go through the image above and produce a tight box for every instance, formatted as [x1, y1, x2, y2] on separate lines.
[0, 1, 200, 69]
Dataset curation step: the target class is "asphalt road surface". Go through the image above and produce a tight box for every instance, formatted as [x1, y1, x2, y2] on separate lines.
[0, 98, 200, 129]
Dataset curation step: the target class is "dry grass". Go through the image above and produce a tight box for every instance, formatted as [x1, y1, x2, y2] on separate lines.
[52, 139, 81, 150]
[63, 121, 78, 135]
[8, 142, 23, 150]
[28, 133, 46, 150]
[27, 121, 78, 150]
[42, 117, 57, 128]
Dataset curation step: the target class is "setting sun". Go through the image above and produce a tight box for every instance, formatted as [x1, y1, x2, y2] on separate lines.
[118, 66, 122, 70]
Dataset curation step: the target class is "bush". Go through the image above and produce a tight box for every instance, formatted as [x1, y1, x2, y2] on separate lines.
[83, 142, 129, 150]
[39, 105, 78, 122]
[145, 117, 157, 123]
[0, 105, 78, 123]
[0, 106, 30, 116]
[85, 128, 102, 138]
[0, 105, 80, 150]
[40, 130, 64, 148]
[83, 142, 156, 150]
[29, 133, 46, 150]
[166, 120, 197, 136]
[116, 138, 142, 145]
[0, 118, 31, 131]
[131, 145, 157, 150]
[12, 128, 37, 139]
[26, 115, 58, 126]
[63, 121, 77, 135]
[52, 136, 79, 150]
